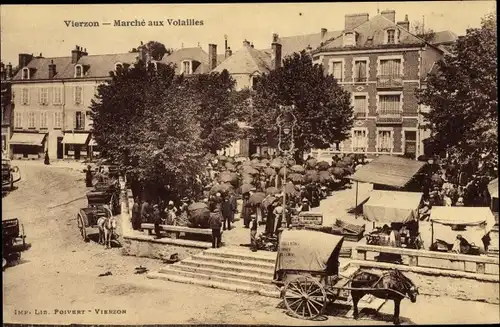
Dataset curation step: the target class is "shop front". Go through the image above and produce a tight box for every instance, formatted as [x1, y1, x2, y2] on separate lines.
[9, 132, 47, 159]
[61, 132, 90, 160]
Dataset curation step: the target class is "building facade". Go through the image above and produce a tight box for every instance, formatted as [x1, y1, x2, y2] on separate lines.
[312, 10, 453, 159]
[8, 44, 222, 161]
[1, 62, 17, 156]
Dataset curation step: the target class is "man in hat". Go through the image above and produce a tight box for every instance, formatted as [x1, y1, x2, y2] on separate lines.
[141, 198, 152, 234]
[85, 165, 93, 187]
[298, 198, 310, 213]
[131, 197, 142, 230]
[221, 193, 233, 231]
[209, 207, 223, 248]
[241, 192, 252, 228]
[152, 204, 163, 239]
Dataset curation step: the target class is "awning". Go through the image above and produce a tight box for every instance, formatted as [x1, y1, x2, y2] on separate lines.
[488, 178, 498, 199]
[363, 190, 423, 223]
[88, 138, 98, 146]
[62, 133, 90, 145]
[430, 206, 496, 229]
[9, 133, 46, 146]
[349, 155, 426, 188]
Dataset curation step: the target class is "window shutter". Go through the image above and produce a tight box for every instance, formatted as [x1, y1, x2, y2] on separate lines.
[72, 112, 77, 129]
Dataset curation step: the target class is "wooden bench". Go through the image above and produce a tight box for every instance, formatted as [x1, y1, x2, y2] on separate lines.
[140, 223, 223, 240]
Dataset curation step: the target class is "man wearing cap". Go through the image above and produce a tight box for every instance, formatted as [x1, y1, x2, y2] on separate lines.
[209, 208, 223, 248]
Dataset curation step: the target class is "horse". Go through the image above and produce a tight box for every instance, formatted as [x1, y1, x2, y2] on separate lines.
[97, 207, 117, 249]
[350, 269, 418, 325]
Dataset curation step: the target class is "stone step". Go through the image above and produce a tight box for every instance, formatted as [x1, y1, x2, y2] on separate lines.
[148, 271, 280, 298]
[160, 262, 274, 284]
[192, 253, 276, 270]
[203, 248, 276, 264]
[180, 258, 275, 278]
[158, 266, 279, 292]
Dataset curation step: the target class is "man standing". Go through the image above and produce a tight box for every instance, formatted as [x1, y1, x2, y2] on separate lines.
[165, 201, 178, 226]
[131, 197, 141, 230]
[152, 204, 163, 239]
[250, 216, 258, 252]
[85, 165, 93, 187]
[221, 194, 233, 231]
[209, 208, 222, 248]
[241, 192, 252, 228]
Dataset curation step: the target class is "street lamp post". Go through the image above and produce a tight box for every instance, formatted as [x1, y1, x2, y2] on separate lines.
[276, 105, 297, 229]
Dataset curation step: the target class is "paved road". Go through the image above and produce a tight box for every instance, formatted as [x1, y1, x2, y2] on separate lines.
[3, 161, 499, 325]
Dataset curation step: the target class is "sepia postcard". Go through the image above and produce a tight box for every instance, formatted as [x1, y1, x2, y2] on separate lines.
[1, 2, 498, 326]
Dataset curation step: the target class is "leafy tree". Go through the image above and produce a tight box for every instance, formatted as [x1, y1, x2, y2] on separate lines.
[245, 51, 353, 162]
[412, 20, 436, 43]
[190, 70, 242, 154]
[417, 12, 497, 176]
[144, 41, 172, 60]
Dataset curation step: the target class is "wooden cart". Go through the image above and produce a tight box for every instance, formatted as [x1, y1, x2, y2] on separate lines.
[76, 205, 112, 242]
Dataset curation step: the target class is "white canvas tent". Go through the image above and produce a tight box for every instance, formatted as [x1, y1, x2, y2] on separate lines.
[363, 190, 423, 224]
[429, 206, 496, 249]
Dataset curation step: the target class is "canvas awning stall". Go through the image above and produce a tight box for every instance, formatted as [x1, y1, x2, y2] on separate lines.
[9, 133, 46, 146]
[61, 133, 90, 145]
[429, 206, 496, 248]
[488, 178, 498, 199]
[363, 190, 423, 224]
[274, 229, 344, 280]
[349, 155, 426, 189]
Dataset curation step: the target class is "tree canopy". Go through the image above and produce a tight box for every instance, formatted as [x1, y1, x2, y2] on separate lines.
[245, 51, 353, 161]
[417, 12, 497, 173]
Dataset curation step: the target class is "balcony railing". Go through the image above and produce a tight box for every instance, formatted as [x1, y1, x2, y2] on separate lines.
[377, 75, 403, 88]
[353, 77, 368, 83]
[354, 111, 367, 119]
[377, 109, 402, 124]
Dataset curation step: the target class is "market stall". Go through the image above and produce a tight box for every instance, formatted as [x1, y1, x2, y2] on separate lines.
[429, 206, 496, 253]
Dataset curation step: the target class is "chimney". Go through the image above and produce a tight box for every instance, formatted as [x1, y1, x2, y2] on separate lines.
[397, 14, 410, 31]
[225, 46, 232, 58]
[271, 33, 282, 70]
[6, 62, 13, 79]
[243, 39, 251, 48]
[36, 53, 44, 58]
[344, 13, 369, 30]
[250, 43, 254, 48]
[48, 60, 56, 79]
[224, 35, 228, 51]
[321, 28, 327, 39]
[208, 44, 217, 70]
[381, 10, 396, 23]
[82, 48, 88, 56]
[18, 53, 34, 68]
[71, 45, 84, 64]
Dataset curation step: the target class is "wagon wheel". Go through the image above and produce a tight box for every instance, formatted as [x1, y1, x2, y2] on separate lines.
[77, 213, 88, 242]
[283, 275, 327, 320]
[21, 224, 26, 249]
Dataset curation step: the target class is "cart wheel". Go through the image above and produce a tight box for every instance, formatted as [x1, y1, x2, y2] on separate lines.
[21, 224, 26, 249]
[77, 214, 88, 242]
[283, 275, 327, 320]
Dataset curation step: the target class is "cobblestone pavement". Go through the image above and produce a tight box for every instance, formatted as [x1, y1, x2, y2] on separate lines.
[3, 161, 499, 325]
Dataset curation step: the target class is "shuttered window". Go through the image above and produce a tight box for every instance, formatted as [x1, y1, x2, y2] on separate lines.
[354, 60, 367, 81]
[28, 112, 36, 128]
[40, 112, 48, 128]
[379, 95, 401, 116]
[380, 59, 401, 77]
[329, 61, 343, 81]
[377, 130, 393, 152]
[39, 88, 49, 105]
[54, 112, 62, 128]
[354, 96, 367, 115]
[352, 130, 367, 152]
[14, 112, 22, 128]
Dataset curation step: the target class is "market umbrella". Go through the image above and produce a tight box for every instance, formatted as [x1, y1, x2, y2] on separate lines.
[306, 158, 317, 168]
[218, 171, 238, 185]
[241, 183, 254, 194]
[327, 167, 335, 174]
[210, 183, 234, 195]
[251, 158, 260, 165]
[217, 155, 228, 162]
[336, 161, 347, 168]
[241, 166, 259, 175]
[330, 161, 337, 168]
[344, 166, 354, 175]
[305, 170, 319, 183]
[251, 153, 261, 159]
[249, 192, 266, 205]
[188, 202, 207, 211]
[316, 161, 330, 171]
[242, 160, 253, 166]
[270, 158, 283, 169]
[342, 156, 353, 164]
[288, 173, 305, 184]
[264, 167, 277, 176]
[266, 186, 281, 196]
[287, 158, 297, 167]
[241, 173, 254, 185]
[285, 182, 297, 196]
[253, 162, 268, 169]
[226, 157, 235, 164]
[332, 167, 345, 177]
[262, 195, 278, 208]
[319, 171, 332, 183]
[188, 206, 211, 228]
[260, 159, 270, 165]
[235, 156, 246, 163]
[291, 165, 306, 173]
[224, 162, 235, 170]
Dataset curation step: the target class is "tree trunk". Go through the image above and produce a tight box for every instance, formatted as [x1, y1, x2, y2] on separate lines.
[294, 149, 305, 165]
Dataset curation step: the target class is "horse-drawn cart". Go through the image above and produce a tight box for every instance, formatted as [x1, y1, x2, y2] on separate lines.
[77, 205, 113, 242]
[2, 218, 27, 269]
[2, 158, 21, 190]
[273, 229, 418, 324]
[87, 181, 121, 215]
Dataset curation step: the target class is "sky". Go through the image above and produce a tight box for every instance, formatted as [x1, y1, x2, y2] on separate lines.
[0, 1, 496, 65]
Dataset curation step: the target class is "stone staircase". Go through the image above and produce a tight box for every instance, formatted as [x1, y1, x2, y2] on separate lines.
[148, 246, 360, 299]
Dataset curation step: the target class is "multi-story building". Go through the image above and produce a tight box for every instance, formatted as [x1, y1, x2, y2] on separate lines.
[1, 62, 17, 155]
[8, 44, 221, 161]
[311, 10, 456, 159]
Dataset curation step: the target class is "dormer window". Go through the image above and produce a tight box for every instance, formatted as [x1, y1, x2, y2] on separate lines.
[182, 60, 192, 75]
[115, 63, 123, 72]
[343, 32, 356, 47]
[21, 68, 30, 80]
[74, 64, 83, 78]
[386, 29, 396, 44]
[251, 75, 261, 90]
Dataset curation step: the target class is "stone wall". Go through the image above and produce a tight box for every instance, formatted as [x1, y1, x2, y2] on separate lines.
[122, 237, 205, 261]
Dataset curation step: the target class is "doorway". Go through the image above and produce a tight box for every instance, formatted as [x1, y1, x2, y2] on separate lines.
[404, 131, 417, 160]
[57, 137, 63, 159]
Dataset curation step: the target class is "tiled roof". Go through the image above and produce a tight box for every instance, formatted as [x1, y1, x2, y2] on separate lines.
[318, 14, 428, 51]
[12, 53, 138, 81]
[430, 30, 458, 45]
[212, 46, 272, 75]
[161, 47, 225, 74]
[278, 30, 343, 57]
